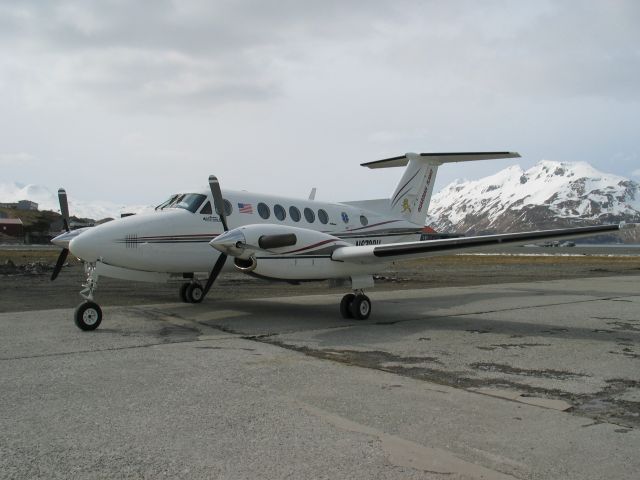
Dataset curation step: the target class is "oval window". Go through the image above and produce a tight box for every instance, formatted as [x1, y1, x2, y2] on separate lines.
[360, 215, 368, 226]
[304, 207, 315, 223]
[274, 204, 286, 221]
[289, 206, 301, 222]
[341, 212, 349, 223]
[223, 199, 232, 216]
[257, 203, 270, 219]
[318, 209, 329, 225]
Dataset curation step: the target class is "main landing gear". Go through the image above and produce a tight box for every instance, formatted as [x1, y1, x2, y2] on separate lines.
[179, 281, 205, 303]
[340, 291, 372, 320]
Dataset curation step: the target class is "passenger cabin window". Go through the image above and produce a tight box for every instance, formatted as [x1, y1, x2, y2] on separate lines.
[200, 202, 212, 215]
[274, 204, 286, 221]
[360, 215, 368, 226]
[289, 206, 301, 222]
[257, 202, 270, 219]
[304, 207, 315, 223]
[318, 209, 329, 224]
[172, 193, 206, 213]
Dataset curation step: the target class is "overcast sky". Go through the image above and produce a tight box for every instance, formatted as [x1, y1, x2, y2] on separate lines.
[1, 0, 639, 205]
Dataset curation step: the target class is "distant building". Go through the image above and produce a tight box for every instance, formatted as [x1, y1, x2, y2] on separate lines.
[0, 218, 24, 238]
[17, 200, 38, 211]
[0, 200, 38, 211]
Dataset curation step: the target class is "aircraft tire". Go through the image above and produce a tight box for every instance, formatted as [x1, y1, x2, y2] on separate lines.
[186, 283, 205, 303]
[350, 295, 371, 320]
[340, 294, 355, 319]
[179, 282, 190, 302]
[74, 301, 103, 331]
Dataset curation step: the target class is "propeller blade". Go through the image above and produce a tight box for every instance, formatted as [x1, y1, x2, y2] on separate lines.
[202, 253, 228, 297]
[58, 188, 70, 232]
[208, 175, 228, 232]
[51, 248, 69, 281]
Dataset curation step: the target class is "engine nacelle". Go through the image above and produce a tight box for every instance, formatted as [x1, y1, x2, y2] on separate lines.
[210, 224, 376, 280]
[211, 224, 349, 259]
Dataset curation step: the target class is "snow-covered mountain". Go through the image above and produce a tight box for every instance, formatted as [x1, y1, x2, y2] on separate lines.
[427, 161, 640, 235]
[0, 183, 152, 219]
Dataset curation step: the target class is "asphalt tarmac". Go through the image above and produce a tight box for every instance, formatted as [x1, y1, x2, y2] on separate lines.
[1, 274, 639, 479]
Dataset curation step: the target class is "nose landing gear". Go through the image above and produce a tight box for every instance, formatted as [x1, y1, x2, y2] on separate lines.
[74, 301, 103, 331]
[74, 263, 102, 331]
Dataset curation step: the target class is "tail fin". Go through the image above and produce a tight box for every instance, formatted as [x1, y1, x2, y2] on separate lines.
[362, 151, 520, 225]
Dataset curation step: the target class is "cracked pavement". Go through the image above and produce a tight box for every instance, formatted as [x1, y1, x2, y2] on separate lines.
[1, 275, 639, 479]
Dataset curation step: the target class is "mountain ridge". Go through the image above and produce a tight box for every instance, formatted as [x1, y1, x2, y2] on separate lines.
[427, 160, 640, 237]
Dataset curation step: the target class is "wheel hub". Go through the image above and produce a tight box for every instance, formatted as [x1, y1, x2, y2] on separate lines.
[83, 308, 99, 325]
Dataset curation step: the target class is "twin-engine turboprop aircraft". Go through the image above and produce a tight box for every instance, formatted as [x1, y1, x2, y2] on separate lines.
[51, 152, 631, 330]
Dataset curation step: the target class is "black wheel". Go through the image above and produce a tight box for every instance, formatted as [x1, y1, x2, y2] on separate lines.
[186, 283, 205, 303]
[179, 282, 190, 302]
[340, 293, 355, 319]
[350, 295, 371, 320]
[74, 301, 103, 331]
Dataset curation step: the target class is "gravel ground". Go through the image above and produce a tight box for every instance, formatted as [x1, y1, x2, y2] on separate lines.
[2, 246, 640, 313]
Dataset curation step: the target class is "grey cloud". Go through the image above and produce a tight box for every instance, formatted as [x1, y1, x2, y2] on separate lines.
[1, 0, 639, 113]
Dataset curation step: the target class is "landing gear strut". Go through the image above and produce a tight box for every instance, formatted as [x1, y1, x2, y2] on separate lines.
[179, 281, 205, 303]
[74, 263, 102, 331]
[340, 291, 371, 320]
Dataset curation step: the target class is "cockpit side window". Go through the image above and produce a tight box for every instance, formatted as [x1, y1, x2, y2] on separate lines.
[200, 201, 212, 215]
[171, 193, 206, 213]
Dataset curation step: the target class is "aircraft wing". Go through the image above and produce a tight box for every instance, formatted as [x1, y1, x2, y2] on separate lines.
[332, 223, 634, 264]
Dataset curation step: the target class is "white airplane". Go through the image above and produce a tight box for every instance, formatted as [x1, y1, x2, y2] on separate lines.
[51, 152, 630, 331]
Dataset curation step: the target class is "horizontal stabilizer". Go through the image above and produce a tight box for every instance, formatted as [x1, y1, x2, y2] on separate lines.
[362, 151, 520, 169]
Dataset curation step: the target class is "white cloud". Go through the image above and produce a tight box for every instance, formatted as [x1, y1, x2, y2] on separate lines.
[632, 169, 640, 178]
[0, 152, 34, 165]
[0, 1, 639, 203]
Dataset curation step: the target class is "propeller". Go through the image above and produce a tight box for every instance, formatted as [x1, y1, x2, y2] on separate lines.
[51, 188, 70, 281]
[201, 175, 229, 297]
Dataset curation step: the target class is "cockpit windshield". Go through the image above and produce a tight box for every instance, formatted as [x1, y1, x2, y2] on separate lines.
[155, 194, 180, 210]
[170, 193, 206, 213]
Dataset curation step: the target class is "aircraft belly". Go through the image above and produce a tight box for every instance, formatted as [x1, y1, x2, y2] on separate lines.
[253, 257, 378, 280]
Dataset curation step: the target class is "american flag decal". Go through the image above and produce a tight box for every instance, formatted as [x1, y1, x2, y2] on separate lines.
[238, 202, 253, 214]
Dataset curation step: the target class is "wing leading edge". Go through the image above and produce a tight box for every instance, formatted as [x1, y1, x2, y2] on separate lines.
[332, 223, 634, 264]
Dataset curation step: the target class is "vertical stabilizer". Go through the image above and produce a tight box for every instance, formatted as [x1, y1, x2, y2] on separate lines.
[388, 153, 438, 225]
[361, 151, 520, 226]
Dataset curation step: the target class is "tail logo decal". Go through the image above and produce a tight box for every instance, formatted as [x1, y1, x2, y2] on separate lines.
[417, 169, 434, 213]
[401, 198, 412, 213]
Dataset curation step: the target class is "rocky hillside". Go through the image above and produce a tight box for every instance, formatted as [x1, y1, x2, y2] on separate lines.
[427, 161, 640, 240]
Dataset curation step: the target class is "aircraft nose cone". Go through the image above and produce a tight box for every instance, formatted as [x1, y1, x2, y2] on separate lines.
[209, 229, 245, 256]
[69, 229, 100, 262]
[51, 228, 88, 249]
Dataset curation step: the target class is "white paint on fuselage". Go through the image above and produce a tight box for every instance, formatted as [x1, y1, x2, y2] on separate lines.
[69, 189, 422, 274]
